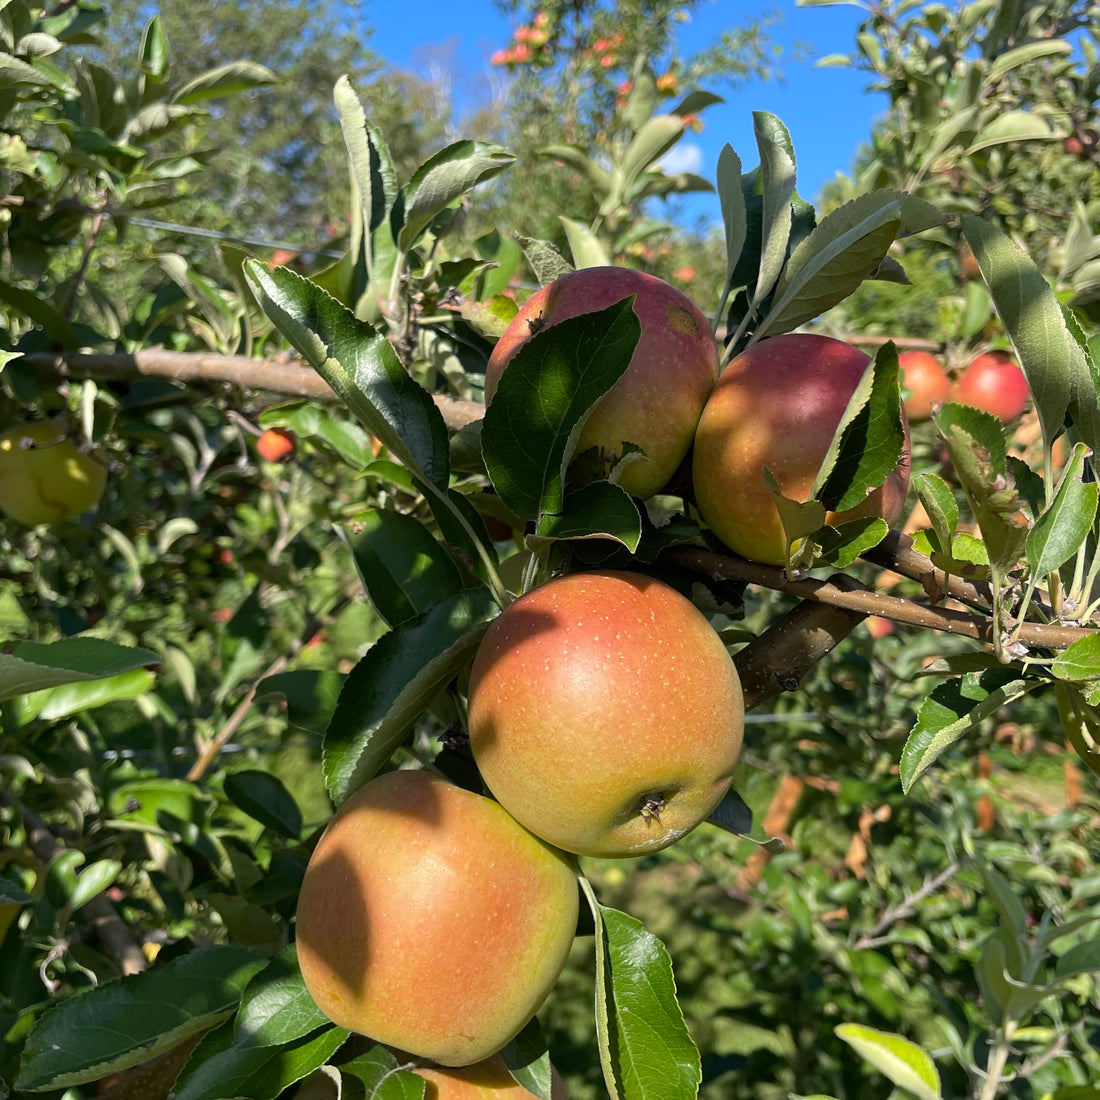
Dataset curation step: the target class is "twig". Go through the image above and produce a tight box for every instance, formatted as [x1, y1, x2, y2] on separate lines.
[0, 791, 146, 975]
[852, 859, 961, 951]
[667, 546, 1094, 651]
[185, 593, 352, 783]
[20, 350, 485, 431]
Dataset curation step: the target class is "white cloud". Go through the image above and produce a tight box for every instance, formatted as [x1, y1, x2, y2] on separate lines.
[657, 142, 704, 176]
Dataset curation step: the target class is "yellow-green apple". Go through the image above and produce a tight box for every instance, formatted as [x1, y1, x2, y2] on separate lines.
[0, 421, 107, 526]
[952, 350, 1029, 422]
[295, 769, 578, 1067]
[485, 267, 718, 499]
[898, 350, 950, 421]
[691, 334, 910, 566]
[413, 1055, 568, 1099]
[466, 570, 743, 858]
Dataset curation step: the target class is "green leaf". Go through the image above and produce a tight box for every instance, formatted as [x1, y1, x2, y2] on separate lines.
[323, 588, 499, 804]
[538, 142, 613, 195]
[0, 638, 160, 703]
[560, 215, 611, 269]
[172, 1018, 348, 1100]
[964, 110, 1062, 154]
[814, 342, 906, 514]
[0, 880, 37, 905]
[235, 946, 329, 1048]
[834, 1024, 941, 1100]
[482, 297, 640, 521]
[67, 859, 122, 913]
[333, 74, 398, 299]
[517, 236, 573, 286]
[1053, 633, 1100, 683]
[13, 668, 156, 726]
[748, 111, 797, 315]
[619, 115, 686, 200]
[933, 403, 1026, 579]
[914, 472, 959, 552]
[340, 1045, 427, 1098]
[399, 140, 514, 251]
[243, 263, 450, 493]
[1054, 938, 1100, 980]
[340, 509, 464, 627]
[988, 39, 1073, 80]
[171, 60, 277, 104]
[138, 16, 168, 78]
[532, 482, 642, 553]
[500, 1017, 557, 1100]
[1025, 443, 1097, 579]
[961, 215, 1091, 453]
[255, 670, 344, 734]
[758, 192, 903, 338]
[716, 143, 747, 312]
[600, 905, 701, 1100]
[16, 945, 263, 1090]
[977, 933, 1056, 1021]
[900, 671, 1032, 792]
[223, 770, 303, 839]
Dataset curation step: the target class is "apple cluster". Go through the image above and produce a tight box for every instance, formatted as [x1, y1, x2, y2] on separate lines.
[296, 266, 1023, 1091]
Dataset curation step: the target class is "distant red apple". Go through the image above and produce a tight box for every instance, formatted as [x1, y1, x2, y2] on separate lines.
[256, 428, 295, 462]
[864, 615, 895, 639]
[898, 350, 951, 421]
[952, 351, 1029, 422]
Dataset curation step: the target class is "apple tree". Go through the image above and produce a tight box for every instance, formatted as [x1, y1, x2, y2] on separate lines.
[3, 6, 1100, 1100]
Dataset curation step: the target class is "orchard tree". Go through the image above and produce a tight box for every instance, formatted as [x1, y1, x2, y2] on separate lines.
[3, 51, 1100, 1097]
[484, 0, 787, 264]
[4, 1, 1100, 1097]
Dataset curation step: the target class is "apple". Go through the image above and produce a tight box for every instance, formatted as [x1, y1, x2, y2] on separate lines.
[898, 350, 950, 421]
[413, 1055, 568, 1099]
[485, 267, 719, 499]
[466, 570, 744, 858]
[295, 769, 578, 1067]
[694, 334, 912, 564]
[0, 421, 107, 527]
[952, 350, 1029, 422]
[864, 615, 895, 640]
[256, 427, 295, 462]
[692, 334, 910, 566]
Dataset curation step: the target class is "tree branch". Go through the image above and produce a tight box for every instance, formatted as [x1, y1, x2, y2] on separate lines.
[20, 350, 485, 431]
[667, 546, 1095, 651]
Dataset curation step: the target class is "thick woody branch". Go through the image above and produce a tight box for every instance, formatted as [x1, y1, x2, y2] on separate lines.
[734, 594, 867, 709]
[19, 350, 485, 431]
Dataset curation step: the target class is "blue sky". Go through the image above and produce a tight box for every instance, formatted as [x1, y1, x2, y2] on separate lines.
[363, 0, 891, 224]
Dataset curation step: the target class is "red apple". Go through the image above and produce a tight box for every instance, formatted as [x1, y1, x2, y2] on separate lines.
[467, 570, 744, 858]
[898, 350, 950, 421]
[256, 427, 295, 462]
[952, 350, 1029, 422]
[864, 615, 895, 639]
[295, 769, 578, 1067]
[485, 267, 719, 499]
[413, 1055, 568, 1099]
[692, 334, 911, 566]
